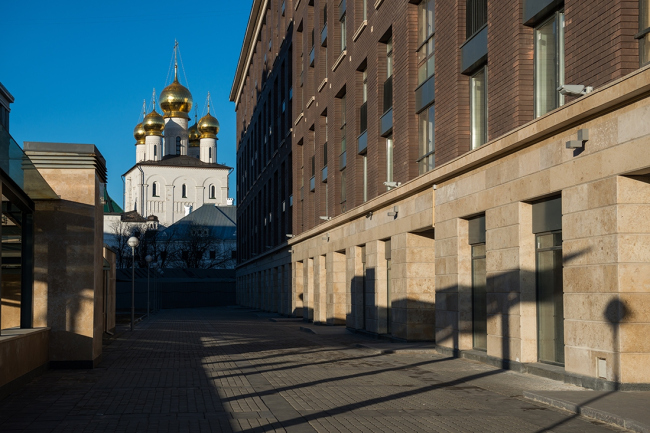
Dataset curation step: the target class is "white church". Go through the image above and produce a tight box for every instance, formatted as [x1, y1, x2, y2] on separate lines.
[123, 49, 232, 228]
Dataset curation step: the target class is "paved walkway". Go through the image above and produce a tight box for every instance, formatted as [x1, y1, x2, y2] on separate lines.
[0, 307, 636, 432]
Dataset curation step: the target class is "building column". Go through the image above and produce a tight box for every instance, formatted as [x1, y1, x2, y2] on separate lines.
[313, 255, 326, 324]
[327, 251, 346, 325]
[293, 261, 304, 317]
[346, 246, 363, 329]
[303, 258, 314, 320]
[484, 202, 535, 363]
[563, 175, 650, 384]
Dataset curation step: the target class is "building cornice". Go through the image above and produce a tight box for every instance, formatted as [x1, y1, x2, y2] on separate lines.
[230, 0, 269, 105]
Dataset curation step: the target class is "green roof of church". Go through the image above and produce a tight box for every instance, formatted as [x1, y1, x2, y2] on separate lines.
[103, 190, 123, 214]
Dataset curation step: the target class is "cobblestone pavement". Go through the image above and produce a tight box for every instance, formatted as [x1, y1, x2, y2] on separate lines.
[0, 308, 629, 432]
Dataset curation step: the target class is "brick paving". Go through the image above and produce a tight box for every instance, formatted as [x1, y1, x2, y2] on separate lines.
[0, 307, 629, 432]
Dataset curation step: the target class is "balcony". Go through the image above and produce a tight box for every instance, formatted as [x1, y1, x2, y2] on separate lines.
[321, 23, 328, 47]
[321, 165, 328, 182]
[309, 46, 315, 67]
[380, 107, 393, 137]
[357, 131, 367, 154]
[309, 176, 316, 191]
[339, 151, 346, 170]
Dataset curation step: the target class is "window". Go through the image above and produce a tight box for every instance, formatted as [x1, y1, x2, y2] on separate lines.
[176, 136, 181, 155]
[535, 11, 565, 117]
[418, 105, 435, 174]
[360, 69, 368, 134]
[153, 145, 157, 158]
[209, 147, 212, 160]
[210, 185, 216, 199]
[182, 184, 187, 198]
[417, 0, 435, 85]
[340, 169, 347, 207]
[362, 0, 367, 21]
[340, 1, 347, 52]
[384, 37, 393, 113]
[386, 135, 394, 188]
[152, 182, 158, 197]
[536, 231, 564, 365]
[466, 0, 487, 39]
[640, 0, 650, 65]
[362, 154, 368, 202]
[470, 66, 487, 149]
[340, 93, 347, 160]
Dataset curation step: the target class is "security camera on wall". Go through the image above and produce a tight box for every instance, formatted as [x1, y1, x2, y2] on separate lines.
[557, 84, 593, 97]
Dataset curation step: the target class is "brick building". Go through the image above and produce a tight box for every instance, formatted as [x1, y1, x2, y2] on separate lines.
[232, 0, 650, 389]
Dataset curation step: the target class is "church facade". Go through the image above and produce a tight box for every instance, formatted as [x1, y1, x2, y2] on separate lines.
[124, 59, 231, 228]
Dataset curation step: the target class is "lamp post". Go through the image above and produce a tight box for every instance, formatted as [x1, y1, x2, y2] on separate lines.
[127, 236, 140, 331]
[145, 255, 152, 318]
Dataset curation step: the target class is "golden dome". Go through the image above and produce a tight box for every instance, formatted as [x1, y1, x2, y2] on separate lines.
[142, 109, 165, 136]
[199, 112, 220, 139]
[159, 78, 193, 119]
[134, 122, 146, 145]
[188, 122, 200, 147]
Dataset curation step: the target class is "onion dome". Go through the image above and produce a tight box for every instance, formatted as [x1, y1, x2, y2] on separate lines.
[188, 122, 200, 147]
[199, 112, 220, 139]
[142, 109, 165, 136]
[134, 122, 146, 144]
[159, 78, 193, 119]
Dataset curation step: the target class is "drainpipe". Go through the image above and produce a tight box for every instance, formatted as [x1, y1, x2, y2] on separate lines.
[121, 174, 126, 211]
[228, 167, 234, 203]
[137, 165, 145, 216]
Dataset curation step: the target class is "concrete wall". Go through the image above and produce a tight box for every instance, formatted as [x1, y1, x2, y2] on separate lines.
[0, 328, 49, 398]
[33, 167, 104, 367]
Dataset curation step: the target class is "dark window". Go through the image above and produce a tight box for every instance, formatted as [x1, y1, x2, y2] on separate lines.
[176, 136, 181, 155]
[466, 0, 487, 39]
[210, 185, 216, 199]
[182, 184, 187, 198]
[152, 182, 158, 197]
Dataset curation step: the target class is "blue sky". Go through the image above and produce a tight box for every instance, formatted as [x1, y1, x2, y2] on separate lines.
[2, 0, 253, 206]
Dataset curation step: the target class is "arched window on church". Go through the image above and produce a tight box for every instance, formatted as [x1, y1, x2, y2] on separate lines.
[182, 184, 187, 198]
[152, 182, 158, 197]
[209, 185, 216, 199]
[153, 145, 157, 159]
[208, 147, 212, 160]
[176, 137, 181, 155]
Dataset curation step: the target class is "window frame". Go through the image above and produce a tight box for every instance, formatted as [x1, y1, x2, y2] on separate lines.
[470, 65, 488, 150]
[417, 0, 435, 86]
[638, 0, 650, 66]
[534, 10, 565, 118]
[417, 104, 435, 175]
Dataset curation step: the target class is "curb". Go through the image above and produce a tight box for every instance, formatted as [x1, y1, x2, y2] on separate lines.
[523, 391, 650, 433]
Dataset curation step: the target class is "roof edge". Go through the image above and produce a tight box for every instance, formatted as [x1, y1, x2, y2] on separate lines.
[230, 0, 268, 105]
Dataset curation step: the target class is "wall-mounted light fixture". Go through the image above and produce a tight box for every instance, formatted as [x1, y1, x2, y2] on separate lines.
[384, 181, 401, 188]
[366, 211, 373, 219]
[319, 216, 331, 221]
[558, 84, 593, 97]
[322, 233, 329, 241]
[286, 234, 295, 238]
[387, 206, 399, 217]
[566, 128, 589, 149]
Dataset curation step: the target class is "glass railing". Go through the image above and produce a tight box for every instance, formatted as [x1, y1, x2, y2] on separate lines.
[309, 176, 316, 191]
[0, 123, 58, 200]
[309, 46, 315, 67]
[321, 166, 328, 182]
[321, 23, 328, 46]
